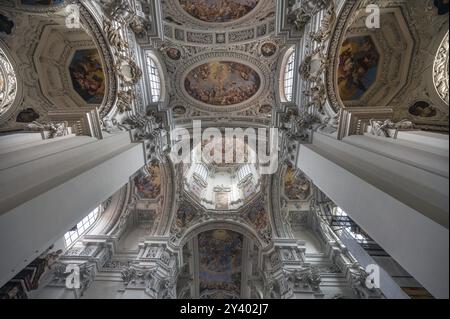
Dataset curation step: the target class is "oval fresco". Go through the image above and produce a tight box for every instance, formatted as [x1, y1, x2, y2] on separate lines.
[184, 61, 261, 106]
[179, 0, 259, 23]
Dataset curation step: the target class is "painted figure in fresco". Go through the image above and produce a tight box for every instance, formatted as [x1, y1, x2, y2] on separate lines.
[134, 165, 161, 199]
[338, 36, 379, 100]
[198, 230, 243, 296]
[246, 204, 268, 231]
[0, 14, 14, 35]
[172, 105, 187, 115]
[434, 0, 450, 15]
[16, 108, 40, 123]
[261, 43, 277, 57]
[21, 0, 64, 5]
[184, 61, 260, 106]
[175, 205, 196, 228]
[69, 50, 105, 104]
[179, 0, 259, 23]
[259, 104, 272, 114]
[284, 166, 311, 200]
[166, 47, 181, 60]
[408, 101, 437, 118]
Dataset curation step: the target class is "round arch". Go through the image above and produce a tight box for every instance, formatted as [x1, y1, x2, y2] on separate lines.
[0, 39, 23, 126]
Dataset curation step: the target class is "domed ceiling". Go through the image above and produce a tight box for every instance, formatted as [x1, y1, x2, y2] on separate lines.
[184, 61, 260, 106]
[179, 0, 260, 23]
[159, 0, 278, 125]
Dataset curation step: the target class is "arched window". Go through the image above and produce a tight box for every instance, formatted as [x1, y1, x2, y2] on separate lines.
[64, 207, 101, 247]
[193, 162, 209, 186]
[145, 53, 161, 102]
[333, 207, 369, 243]
[0, 45, 17, 118]
[283, 50, 295, 102]
[236, 164, 252, 185]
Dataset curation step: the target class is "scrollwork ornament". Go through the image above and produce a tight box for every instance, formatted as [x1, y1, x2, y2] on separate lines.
[433, 32, 449, 104]
[116, 57, 142, 86]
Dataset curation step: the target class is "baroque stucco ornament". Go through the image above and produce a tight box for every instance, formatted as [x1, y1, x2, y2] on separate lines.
[0, 46, 17, 119]
[433, 32, 449, 104]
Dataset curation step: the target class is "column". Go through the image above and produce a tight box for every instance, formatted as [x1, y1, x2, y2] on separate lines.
[0, 131, 146, 287]
[293, 131, 449, 298]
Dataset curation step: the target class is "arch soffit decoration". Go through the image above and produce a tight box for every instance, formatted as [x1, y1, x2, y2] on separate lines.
[0, 39, 22, 125]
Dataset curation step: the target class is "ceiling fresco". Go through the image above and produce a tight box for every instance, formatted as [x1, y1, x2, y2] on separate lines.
[283, 166, 311, 201]
[0, 14, 14, 35]
[134, 164, 162, 199]
[338, 36, 380, 101]
[178, 0, 260, 23]
[328, 2, 448, 129]
[69, 49, 105, 104]
[20, 0, 64, 5]
[184, 61, 261, 106]
[198, 229, 243, 299]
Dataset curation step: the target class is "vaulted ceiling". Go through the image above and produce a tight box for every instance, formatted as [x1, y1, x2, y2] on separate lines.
[158, 0, 282, 127]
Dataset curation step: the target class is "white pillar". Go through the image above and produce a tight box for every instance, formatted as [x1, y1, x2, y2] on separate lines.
[294, 132, 449, 299]
[0, 131, 146, 287]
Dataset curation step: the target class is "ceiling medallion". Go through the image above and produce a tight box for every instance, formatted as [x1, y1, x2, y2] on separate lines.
[166, 47, 182, 60]
[184, 61, 261, 106]
[116, 57, 142, 86]
[260, 42, 277, 57]
[258, 104, 272, 114]
[178, 0, 260, 23]
[173, 105, 187, 115]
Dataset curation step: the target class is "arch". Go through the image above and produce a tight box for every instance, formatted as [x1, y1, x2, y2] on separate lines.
[87, 184, 131, 236]
[433, 31, 449, 105]
[174, 220, 267, 251]
[0, 39, 22, 125]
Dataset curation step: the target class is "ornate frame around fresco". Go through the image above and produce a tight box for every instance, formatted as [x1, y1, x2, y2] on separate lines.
[78, 3, 118, 119]
[173, 51, 272, 113]
[162, 0, 276, 47]
[324, 0, 358, 114]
